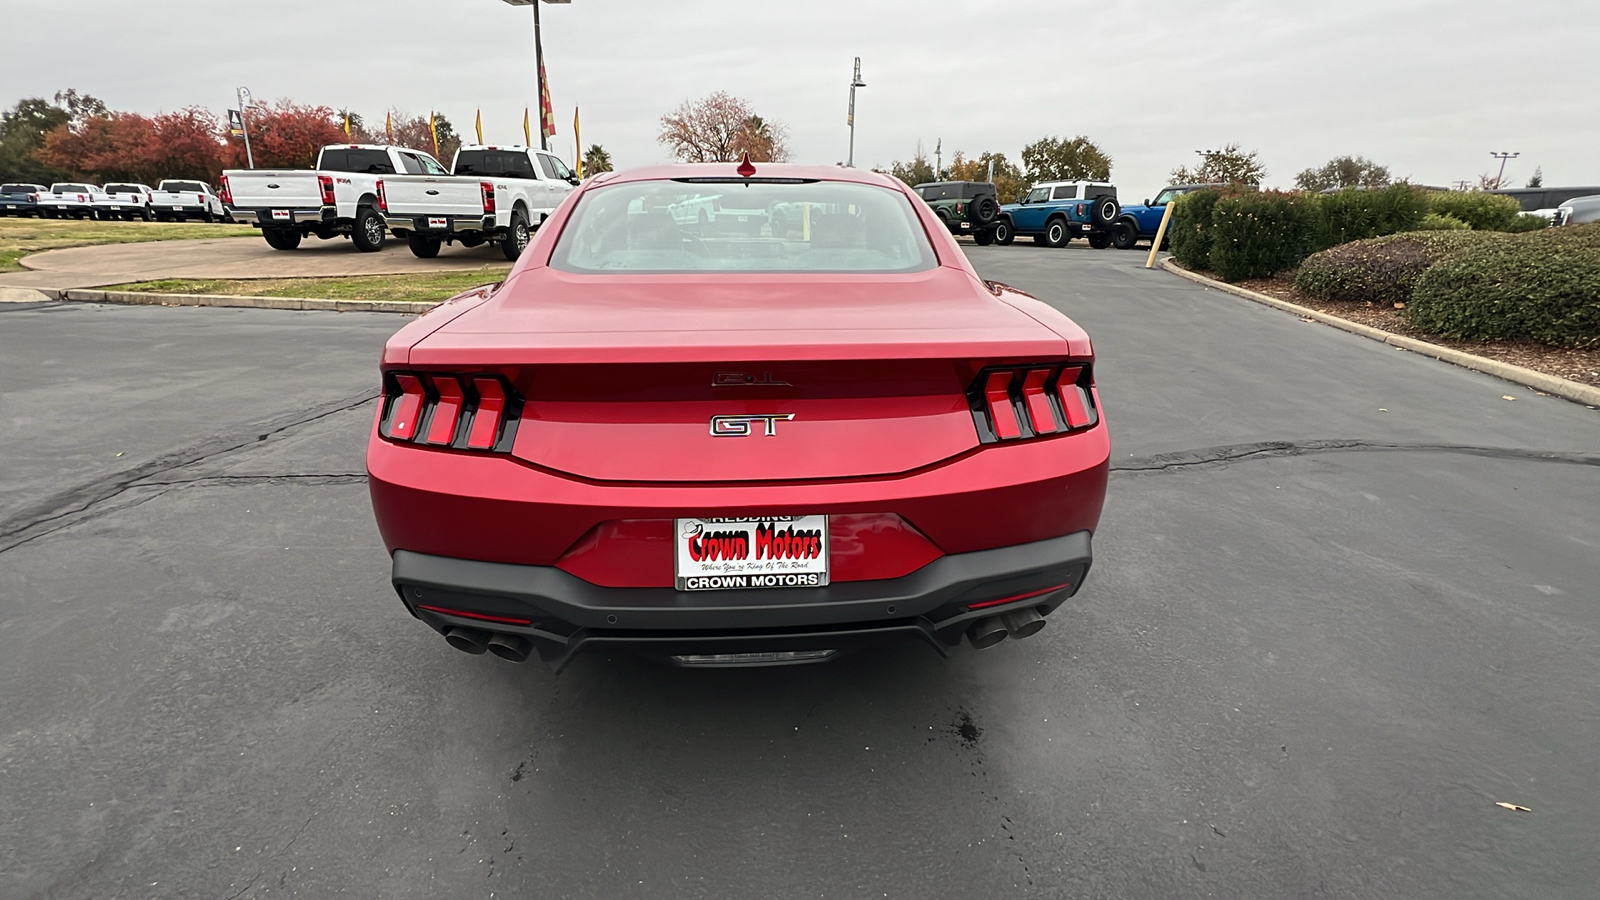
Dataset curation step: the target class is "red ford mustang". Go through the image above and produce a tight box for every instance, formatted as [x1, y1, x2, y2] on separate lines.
[366, 161, 1109, 669]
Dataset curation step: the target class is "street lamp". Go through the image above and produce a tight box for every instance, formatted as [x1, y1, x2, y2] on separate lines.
[846, 57, 864, 168]
[236, 87, 257, 169]
[1489, 151, 1519, 188]
[501, 0, 570, 151]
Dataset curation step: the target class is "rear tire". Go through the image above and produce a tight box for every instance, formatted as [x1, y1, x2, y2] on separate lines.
[351, 206, 385, 252]
[970, 195, 999, 225]
[993, 218, 1015, 245]
[973, 227, 996, 246]
[1044, 217, 1070, 248]
[407, 233, 442, 259]
[1090, 195, 1120, 227]
[1111, 221, 1139, 250]
[262, 229, 302, 251]
[1088, 231, 1112, 250]
[501, 211, 530, 261]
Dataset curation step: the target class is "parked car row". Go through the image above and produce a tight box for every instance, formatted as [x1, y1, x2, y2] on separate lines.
[222, 143, 581, 259]
[0, 180, 228, 221]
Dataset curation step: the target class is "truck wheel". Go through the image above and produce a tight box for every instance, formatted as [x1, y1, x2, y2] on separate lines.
[352, 206, 385, 252]
[501, 211, 530, 261]
[993, 219, 1015, 245]
[1111, 221, 1139, 250]
[1088, 231, 1112, 250]
[970, 196, 999, 225]
[1044, 218, 1070, 248]
[973, 227, 996, 246]
[140, 207, 153, 222]
[263, 229, 302, 251]
[407, 233, 442, 259]
[1091, 195, 1120, 227]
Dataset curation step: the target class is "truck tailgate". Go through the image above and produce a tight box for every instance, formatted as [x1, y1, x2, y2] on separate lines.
[225, 171, 322, 209]
[381, 176, 484, 218]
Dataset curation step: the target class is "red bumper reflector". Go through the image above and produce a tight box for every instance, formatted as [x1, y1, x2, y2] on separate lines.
[984, 371, 1022, 440]
[424, 376, 464, 444]
[388, 375, 425, 440]
[467, 377, 507, 449]
[415, 604, 532, 626]
[1022, 368, 1058, 434]
[965, 583, 1072, 610]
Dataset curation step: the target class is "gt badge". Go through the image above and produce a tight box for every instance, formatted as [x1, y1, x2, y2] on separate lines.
[709, 413, 795, 437]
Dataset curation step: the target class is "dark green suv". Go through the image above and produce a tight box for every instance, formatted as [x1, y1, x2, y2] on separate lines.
[913, 181, 1002, 245]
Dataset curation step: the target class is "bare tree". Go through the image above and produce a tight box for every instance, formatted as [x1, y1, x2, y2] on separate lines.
[1171, 143, 1267, 186]
[659, 92, 789, 163]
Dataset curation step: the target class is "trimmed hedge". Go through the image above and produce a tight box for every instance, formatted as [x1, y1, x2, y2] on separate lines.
[1505, 213, 1552, 233]
[1294, 231, 1509, 304]
[1419, 213, 1469, 230]
[1167, 188, 1228, 269]
[1425, 191, 1522, 231]
[1315, 184, 1428, 249]
[1408, 226, 1600, 346]
[1207, 190, 1321, 281]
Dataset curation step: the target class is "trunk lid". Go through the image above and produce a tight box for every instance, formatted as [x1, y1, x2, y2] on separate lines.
[380, 176, 483, 218]
[223, 171, 321, 208]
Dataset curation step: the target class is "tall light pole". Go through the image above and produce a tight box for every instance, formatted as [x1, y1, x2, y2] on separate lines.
[1489, 151, 1519, 188]
[501, 0, 569, 151]
[846, 57, 864, 168]
[236, 86, 256, 169]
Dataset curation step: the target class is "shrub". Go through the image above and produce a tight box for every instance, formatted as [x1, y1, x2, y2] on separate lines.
[1425, 191, 1522, 231]
[1408, 232, 1600, 346]
[1293, 230, 1508, 304]
[1207, 190, 1321, 281]
[1167, 187, 1225, 269]
[1418, 213, 1469, 230]
[1505, 213, 1551, 233]
[1314, 184, 1428, 249]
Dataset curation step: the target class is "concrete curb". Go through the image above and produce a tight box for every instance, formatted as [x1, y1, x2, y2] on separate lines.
[58, 288, 435, 315]
[1160, 258, 1600, 409]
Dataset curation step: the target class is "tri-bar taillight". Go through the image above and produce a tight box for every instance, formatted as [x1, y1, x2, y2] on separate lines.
[481, 182, 496, 214]
[318, 174, 336, 206]
[379, 371, 523, 453]
[218, 175, 232, 206]
[967, 363, 1098, 444]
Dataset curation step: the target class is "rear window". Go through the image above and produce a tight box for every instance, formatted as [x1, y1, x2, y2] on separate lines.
[53, 184, 91, 193]
[550, 179, 938, 274]
[2, 184, 38, 193]
[454, 150, 537, 179]
[162, 181, 207, 193]
[319, 149, 395, 174]
[105, 183, 142, 194]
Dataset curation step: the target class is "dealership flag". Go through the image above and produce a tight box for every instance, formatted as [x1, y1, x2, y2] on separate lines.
[227, 109, 245, 137]
[523, 108, 531, 147]
[385, 110, 393, 143]
[343, 112, 351, 137]
[429, 111, 440, 158]
[573, 107, 582, 178]
[539, 55, 556, 142]
[475, 109, 483, 144]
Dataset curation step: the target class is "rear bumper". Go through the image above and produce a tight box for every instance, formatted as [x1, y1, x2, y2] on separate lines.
[393, 530, 1092, 669]
[230, 207, 327, 226]
[384, 214, 495, 234]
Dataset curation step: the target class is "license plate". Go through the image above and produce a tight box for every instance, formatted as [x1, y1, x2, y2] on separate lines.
[736, 216, 749, 223]
[4, 205, 14, 210]
[171, 205, 183, 210]
[427, 217, 449, 229]
[271, 209, 290, 221]
[674, 516, 829, 591]
[109, 205, 121, 210]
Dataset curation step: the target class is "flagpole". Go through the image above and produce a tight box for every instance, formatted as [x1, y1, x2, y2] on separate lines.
[533, 0, 548, 150]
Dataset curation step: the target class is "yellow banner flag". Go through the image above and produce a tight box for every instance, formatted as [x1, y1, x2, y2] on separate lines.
[343, 113, 351, 137]
[573, 106, 582, 178]
[523, 108, 531, 147]
[475, 109, 483, 144]
[384, 110, 393, 143]
[429, 111, 440, 159]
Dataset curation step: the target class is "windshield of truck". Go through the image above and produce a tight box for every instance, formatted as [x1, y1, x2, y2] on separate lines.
[454, 150, 537, 179]
[550, 179, 937, 274]
[162, 181, 207, 193]
[319, 149, 396, 174]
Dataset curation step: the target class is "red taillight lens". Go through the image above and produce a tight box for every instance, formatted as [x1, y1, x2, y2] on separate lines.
[376, 179, 388, 214]
[218, 175, 232, 206]
[1076, 203, 1086, 216]
[967, 364, 1097, 444]
[481, 182, 495, 214]
[379, 372, 522, 453]
[318, 174, 335, 206]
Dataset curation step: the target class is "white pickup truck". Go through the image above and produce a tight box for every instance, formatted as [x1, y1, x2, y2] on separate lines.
[95, 183, 155, 221]
[221, 144, 449, 252]
[40, 183, 106, 219]
[378, 145, 579, 260]
[150, 180, 227, 222]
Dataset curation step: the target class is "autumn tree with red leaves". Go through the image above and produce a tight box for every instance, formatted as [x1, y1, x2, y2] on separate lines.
[38, 107, 223, 183]
[658, 92, 789, 163]
[223, 101, 346, 169]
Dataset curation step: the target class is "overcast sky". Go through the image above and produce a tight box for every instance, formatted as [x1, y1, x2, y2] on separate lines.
[4, 0, 1597, 196]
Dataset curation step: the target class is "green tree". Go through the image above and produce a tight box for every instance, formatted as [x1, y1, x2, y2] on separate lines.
[881, 142, 936, 187]
[946, 150, 1029, 203]
[583, 144, 613, 175]
[1020, 135, 1112, 183]
[1171, 143, 1266, 187]
[0, 97, 71, 183]
[53, 88, 108, 123]
[1294, 155, 1390, 191]
[1526, 166, 1543, 188]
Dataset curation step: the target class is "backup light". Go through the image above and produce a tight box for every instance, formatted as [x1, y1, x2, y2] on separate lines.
[379, 371, 523, 453]
[967, 364, 1098, 444]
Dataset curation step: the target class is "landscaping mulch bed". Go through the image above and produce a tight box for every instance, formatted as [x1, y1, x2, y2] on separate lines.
[1222, 271, 1600, 390]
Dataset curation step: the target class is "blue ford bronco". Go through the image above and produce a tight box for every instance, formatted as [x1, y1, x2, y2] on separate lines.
[1108, 183, 1223, 250]
[995, 181, 1120, 248]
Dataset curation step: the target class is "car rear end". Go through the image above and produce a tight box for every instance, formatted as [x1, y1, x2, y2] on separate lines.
[221, 171, 329, 229]
[94, 183, 149, 220]
[151, 181, 214, 220]
[367, 166, 1110, 669]
[43, 184, 97, 219]
[378, 176, 492, 239]
[0, 184, 46, 217]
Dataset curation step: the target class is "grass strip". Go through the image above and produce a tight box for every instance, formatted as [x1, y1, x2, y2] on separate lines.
[103, 268, 512, 304]
[0, 218, 254, 272]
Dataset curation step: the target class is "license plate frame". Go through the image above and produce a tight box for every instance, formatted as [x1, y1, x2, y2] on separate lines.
[270, 209, 291, 221]
[426, 216, 449, 230]
[674, 516, 829, 591]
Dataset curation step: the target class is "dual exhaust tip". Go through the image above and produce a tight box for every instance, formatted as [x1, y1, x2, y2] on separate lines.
[965, 607, 1047, 650]
[444, 627, 532, 663]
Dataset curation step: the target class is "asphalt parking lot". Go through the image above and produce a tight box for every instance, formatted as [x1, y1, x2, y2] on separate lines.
[2, 248, 1598, 898]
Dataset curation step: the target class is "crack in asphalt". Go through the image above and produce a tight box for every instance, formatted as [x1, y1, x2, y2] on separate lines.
[1112, 439, 1600, 473]
[0, 391, 378, 555]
